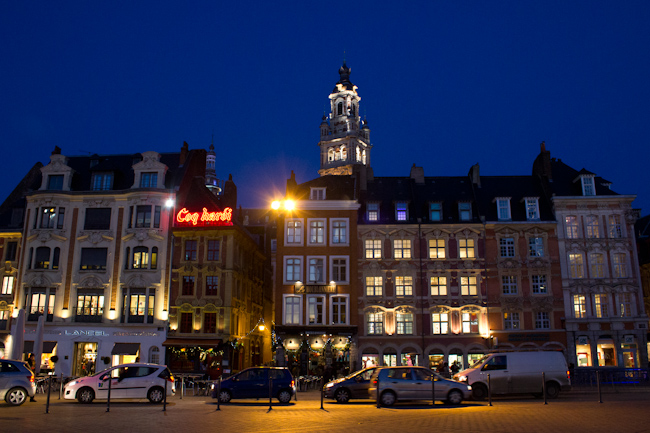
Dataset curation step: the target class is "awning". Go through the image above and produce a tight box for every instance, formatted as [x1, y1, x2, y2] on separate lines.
[162, 338, 222, 347]
[111, 343, 140, 355]
[23, 341, 34, 353]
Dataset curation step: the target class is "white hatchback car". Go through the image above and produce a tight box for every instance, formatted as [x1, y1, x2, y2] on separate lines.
[64, 363, 175, 403]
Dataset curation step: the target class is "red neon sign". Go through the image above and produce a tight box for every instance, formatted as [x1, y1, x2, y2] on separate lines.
[176, 207, 233, 226]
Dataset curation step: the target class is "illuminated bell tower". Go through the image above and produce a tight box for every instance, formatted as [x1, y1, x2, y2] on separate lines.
[318, 62, 372, 176]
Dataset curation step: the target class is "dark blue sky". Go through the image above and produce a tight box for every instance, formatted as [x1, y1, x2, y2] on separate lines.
[2, 1, 649, 215]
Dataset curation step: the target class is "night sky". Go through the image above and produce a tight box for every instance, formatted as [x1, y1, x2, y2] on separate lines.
[2, 2, 649, 216]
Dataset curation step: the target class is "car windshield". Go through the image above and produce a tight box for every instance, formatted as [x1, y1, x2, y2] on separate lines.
[347, 367, 375, 380]
[469, 355, 489, 368]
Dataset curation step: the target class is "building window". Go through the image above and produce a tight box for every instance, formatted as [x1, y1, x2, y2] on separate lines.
[589, 253, 605, 278]
[428, 310, 448, 335]
[331, 257, 348, 283]
[501, 275, 518, 295]
[568, 253, 584, 279]
[182, 276, 195, 296]
[92, 172, 113, 191]
[184, 240, 197, 261]
[26, 290, 55, 322]
[365, 239, 381, 259]
[34, 246, 51, 269]
[310, 187, 326, 200]
[132, 246, 149, 269]
[308, 257, 325, 283]
[535, 312, 550, 329]
[525, 198, 540, 220]
[132, 205, 151, 228]
[496, 198, 511, 220]
[612, 253, 627, 278]
[331, 296, 347, 325]
[581, 176, 595, 196]
[459, 238, 475, 259]
[206, 276, 219, 296]
[207, 240, 220, 261]
[284, 296, 301, 325]
[428, 239, 445, 259]
[585, 215, 600, 238]
[430, 276, 447, 296]
[504, 312, 520, 330]
[84, 208, 111, 230]
[308, 296, 325, 325]
[204, 313, 217, 334]
[80, 248, 107, 271]
[460, 276, 478, 296]
[39, 207, 65, 229]
[2, 276, 15, 295]
[429, 203, 442, 221]
[565, 216, 579, 239]
[458, 202, 472, 221]
[608, 215, 622, 238]
[393, 239, 412, 259]
[5, 241, 18, 261]
[285, 257, 302, 283]
[367, 203, 379, 222]
[594, 293, 608, 318]
[528, 237, 544, 257]
[180, 312, 193, 333]
[309, 220, 325, 245]
[75, 292, 104, 320]
[140, 172, 158, 188]
[395, 202, 408, 221]
[367, 312, 384, 335]
[531, 275, 547, 294]
[619, 293, 633, 317]
[462, 312, 478, 333]
[47, 175, 64, 190]
[573, 295, 586, 318]
[500, 238, 515, 257]
[365, 276, 382, 296]
[396, 312, 413, 335]
[331, 220, 347, 244]
[395, 276, 413, 296]
[286, 220, 302, 244]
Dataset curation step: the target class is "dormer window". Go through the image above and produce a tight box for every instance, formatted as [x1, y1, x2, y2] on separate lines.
[459, 202, 472, 221]
[581, 175, 595, 196]
[92, 172, 113, 191]
[367, 203, 379, 222]
[140, 172, 158, 188]
[429, 202, 442, 221]
[47, 175, 64, 190]
[310, 188, 326, 200]
[395, 202, 408, 221]
[496, 198, 511, 220]
[525, 198, 540, 220]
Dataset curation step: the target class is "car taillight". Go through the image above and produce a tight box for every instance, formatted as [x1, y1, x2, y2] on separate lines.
[566, 370, 570, 380]
[291, 380, 295, 388]
[168, 376, 175, 382]
[28, 375, 35, 383]
[372, 379, 377, 385]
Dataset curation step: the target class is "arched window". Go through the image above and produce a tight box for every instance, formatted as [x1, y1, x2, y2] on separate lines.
[340, 145, 347, 161]
[337, 102, 343, 116]
[362, 149, 367, 165]
[133, 246, 149, 269]
[35, 246, 51, 269]
[334, 147, 341, 161]
[351, 104, 356, 117]
[356, 147, 361, 162]
[328, 148, 334, 162]
[149, 346, 160, 364]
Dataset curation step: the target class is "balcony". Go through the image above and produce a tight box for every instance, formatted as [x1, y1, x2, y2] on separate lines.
[73, 307, 104, 323]
[122, 308, 154, 324]
[27, 310, 53, 322]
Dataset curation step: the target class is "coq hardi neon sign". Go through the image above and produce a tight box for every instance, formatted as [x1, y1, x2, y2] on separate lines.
[176, 207, 233, 226]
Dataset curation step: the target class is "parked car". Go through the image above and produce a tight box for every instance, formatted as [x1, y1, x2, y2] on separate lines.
[324, 366, 379, 403]
[0, 359, 36, 406]
[211, 367, 295, 403]
[453, 351, 571, 400]
[64, 363, 175, 403]
[368, 366, 471, 407]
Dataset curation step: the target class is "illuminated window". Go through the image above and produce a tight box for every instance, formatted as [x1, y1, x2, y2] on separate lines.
[531, 275, 547, 294]
[132, 246, 149, 269]
[573, 295, 586, 318]
[365, 239, 381, 259]
[38, 207, 65, 229]
[619, 293, 633, 317]
[331, 296, 348, 325]
[92, 172, 113, 191]
[395, 202, 408, 221]
[429, 203, 442, 221]
[581, 176, 595, 196]
[2, 276, 15, 295]
[594, 293, 608, 318]
[396, 313, 413, 335]
[432, 312, 449, 334]
[308, 257, 325, 283]
[460, 276, 477, 296]
[565, 216, 579, 239]
[429, 239, 445, 259]
[608, 215, 622, 238]
[367, 203, 379, 222]
[365, 276, 382, 296]
[308, 296, 325, 325]
[430, 276, 447, 296]
[585, 215, 600, 238]
[310, 188, 326, 200]
[367, 312, 384, 335]
[496, 198, 511, 220]
[393, 239, 412, 259]
[309, 220, 325, 244]
[331, 220, 347, 244]
[568, 253, 584, 279]
[461, 312, 478, 333]
[284, 257, 302, 283]
[458, 202, 472, 221]
[331, 257, 348, 283]
[286, 220, 302, 244]
[395, 276, 413, 296]
[528, 237, 544, 257]
[504, 312, 520, 330]
[284, 296, 300, 325]
[525, 198, 540, 220]
[612, 253, 627, 278]
[459, 238, 475, 259]
[500, 238, 515, 257]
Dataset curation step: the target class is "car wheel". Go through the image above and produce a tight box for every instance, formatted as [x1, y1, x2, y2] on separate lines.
[218, 389, 232, 403]
[545, 382, 560, 399]
[277, 389, 292, 404]
[5, 387, 28, 406]
[446, 389, 463, 405]
[335, 388, 351, 404]
[77, 387, 95, 404]
[148, 387, 165, 404]
[380, 390, 396, 407]
[472, 383, 487, 401]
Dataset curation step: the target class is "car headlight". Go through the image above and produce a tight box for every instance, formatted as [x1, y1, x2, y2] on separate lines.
[325, 382, 334, 388]
[67, 381, 77, 387]
[457, 375, 467, 382]
[467, 385, 472, 390]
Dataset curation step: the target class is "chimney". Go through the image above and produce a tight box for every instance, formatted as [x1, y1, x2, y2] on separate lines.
[410, 164, 425, 184]
[286, 170, 298, 196]
[532, 141, 553, 181]
[179, 141, 189, 166]
[469, 163, 481, 187]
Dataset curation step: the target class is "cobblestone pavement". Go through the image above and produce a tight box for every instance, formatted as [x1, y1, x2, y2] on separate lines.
[1, 387, 649, 433]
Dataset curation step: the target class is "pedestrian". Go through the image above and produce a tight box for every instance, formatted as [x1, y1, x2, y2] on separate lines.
[450, 361, 460, 375]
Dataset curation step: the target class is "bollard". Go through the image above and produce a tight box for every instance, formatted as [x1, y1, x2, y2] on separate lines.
[45, 375, 52, 414]
[320, 378, 324, 410]
[106, 376, 112, 413]
[180, 376, 184, 400]
[59, 373, 63, 400]
[268, 377, 273, 411]
[163, 377, 167, 412]
[431, 373, 436, 407]
[376, 378, 381, 408]
[488, 374, 492, 407]
[597, 370, 602, 403]
[543, 372, 547, 405]
[216, 377, 221, 411]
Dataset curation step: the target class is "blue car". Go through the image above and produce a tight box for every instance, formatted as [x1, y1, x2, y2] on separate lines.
[324, 367, 379, 403]
[211, 367, 295, 403]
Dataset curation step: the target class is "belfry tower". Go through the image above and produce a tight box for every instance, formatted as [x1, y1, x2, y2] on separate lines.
[318, 62, 372, 176]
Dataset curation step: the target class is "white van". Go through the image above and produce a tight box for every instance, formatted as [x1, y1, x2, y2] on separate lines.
[453, 351, 571, 400]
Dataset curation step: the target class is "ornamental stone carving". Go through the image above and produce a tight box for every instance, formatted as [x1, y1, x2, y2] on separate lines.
[530, 296, 553, 311]
[500, 296, 524, 311]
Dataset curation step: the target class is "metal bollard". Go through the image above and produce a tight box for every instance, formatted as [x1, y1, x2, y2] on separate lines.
[180, 376, 184, 400]
[376, 378, 381, 408]
[163, 377, 167, 412]
[431, 374, 436, 407]
[59, 373, 63, 400]
[543, 372, 547, 405]
[268, 377, 273, 411]
[597, 370, 602, 403]
[320, 378, 324, 410]
[488, 374, 492, 406]
[216, 377, 221, 411]
[106, 377, 112, 413]
[45, 375, 52, 414]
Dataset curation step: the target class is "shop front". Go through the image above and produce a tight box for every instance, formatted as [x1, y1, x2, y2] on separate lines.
[276, 330, 353, 377]
[163, 338, 224, 379]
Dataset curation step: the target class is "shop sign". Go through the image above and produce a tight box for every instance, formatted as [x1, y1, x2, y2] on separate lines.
[624, 335, 636, 344]
[295, 285, 336, 294]
[577, 336, 589, 345]
[64, 330, 110, 337]
[176, 207, 233, 226]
